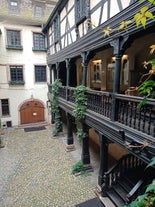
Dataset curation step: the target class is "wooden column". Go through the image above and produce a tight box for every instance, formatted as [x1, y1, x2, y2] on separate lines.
[81, 52, 89, 86]
[81, 123, 90, 165]
[98, 133, 108, 187]
[110, 35, 129, 121]
[49, 64, 52, 84]
[81, 51, 95, 86]
[65, 58, 71, 101]
[66, 113, 75, 151]
[56, 62, 60, 79]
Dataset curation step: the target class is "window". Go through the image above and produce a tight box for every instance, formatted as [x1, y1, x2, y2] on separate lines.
[35, 66, 47, 82]
[9, 66, 24, 85]
[75, 0, 86, 23]
[1, 99, 10, 116]
[33, 33, 46, 51]
[6, 29, 22, 49]
[9, 0, 20, 14]
[34, 5, 44, 18]
[54, 16, 60, 43]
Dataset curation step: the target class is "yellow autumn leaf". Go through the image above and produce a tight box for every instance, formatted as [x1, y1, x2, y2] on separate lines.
[150, 45, 155, 54]
[134, 6, 152, 28]
[140, 6, 149, 14]
[103, 27, 111, 37]
[119, 20, 132, 30]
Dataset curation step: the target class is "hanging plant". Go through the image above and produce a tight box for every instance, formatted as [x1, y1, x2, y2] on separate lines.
[72, 85, 88, 140]
[51, 79, 63, 136]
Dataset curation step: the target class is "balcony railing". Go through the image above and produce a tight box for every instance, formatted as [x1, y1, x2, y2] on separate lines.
[48, 84, 155, 137]
[116, 94, 155, 136]
[87, 90, 112, 119]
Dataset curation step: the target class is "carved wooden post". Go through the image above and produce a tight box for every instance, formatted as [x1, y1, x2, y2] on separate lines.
[81, 123, 91, 166]
[81, 52, 89, 86]
[56, 62, 60, 79]
[98, 133, 108, 188]
[81, 51, 95, 86]
[66, 113, 75, 151]
[49, 64, 52, 84]
[65, 58, 71, 100]
[110, 35, 129, 121]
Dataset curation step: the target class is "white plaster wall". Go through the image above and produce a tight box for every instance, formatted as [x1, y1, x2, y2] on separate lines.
[0, 23, 50, 127]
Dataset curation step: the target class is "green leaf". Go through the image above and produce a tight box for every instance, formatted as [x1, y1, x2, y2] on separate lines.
[141, 17, 147, 28]
[140, 6, 149, 14]
[146, 157, 155, 168]
[138, 98, 147, 108]
[149, 58, 155, 66]
[145, 11, 154, 19]
[145, 180, 155, 193]
[149, 0, 155, 5]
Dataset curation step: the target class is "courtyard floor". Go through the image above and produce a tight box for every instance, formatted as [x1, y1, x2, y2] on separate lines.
[0, 124, 99, 207]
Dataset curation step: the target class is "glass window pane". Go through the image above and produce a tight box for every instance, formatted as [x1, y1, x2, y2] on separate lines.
[7, 30, 21, 46]
[10, 66, 23, 81]
[35, 66, 46, 82]
[1, 99, 10, 116]
[33, 33, 45, 49]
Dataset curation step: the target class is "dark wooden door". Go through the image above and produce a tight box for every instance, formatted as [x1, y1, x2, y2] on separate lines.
[20, 100, 44, 124]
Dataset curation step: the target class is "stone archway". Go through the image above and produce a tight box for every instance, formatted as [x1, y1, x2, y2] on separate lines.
[20, 99, 45, 124]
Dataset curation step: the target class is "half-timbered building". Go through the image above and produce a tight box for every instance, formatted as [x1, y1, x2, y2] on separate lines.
[43, 0, 155, 206]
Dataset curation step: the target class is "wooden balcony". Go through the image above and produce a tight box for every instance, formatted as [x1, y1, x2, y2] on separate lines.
[48, 84, 155, 164]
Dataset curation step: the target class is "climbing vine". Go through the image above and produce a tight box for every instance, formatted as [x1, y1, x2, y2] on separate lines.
[72, 85, 88, 140]
[51, 79, 63, 136]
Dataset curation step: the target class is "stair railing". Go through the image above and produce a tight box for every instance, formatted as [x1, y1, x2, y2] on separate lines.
[101, 154, 144, 196]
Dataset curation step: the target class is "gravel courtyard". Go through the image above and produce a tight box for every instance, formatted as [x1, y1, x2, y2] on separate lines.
[0, 125, 96, 207]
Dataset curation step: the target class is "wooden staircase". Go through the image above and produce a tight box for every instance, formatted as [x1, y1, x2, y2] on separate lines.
[100, 154, 155, 207]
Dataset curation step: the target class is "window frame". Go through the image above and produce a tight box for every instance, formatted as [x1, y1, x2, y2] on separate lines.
[9, 65, 25, 85]
[9, 0, 20, 14]
[34, 3, 44, 18]
[1, 99, 10, 117]
[54, 16, 60, 43]
[32, 32, 46, 51]
[34, 65, 47, 83]
[6, 29, 23, 50]
[75, 0, 87, 25]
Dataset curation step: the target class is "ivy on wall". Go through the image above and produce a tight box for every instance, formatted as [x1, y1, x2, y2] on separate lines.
[72, 85, 88, 140]
[51, 79, 63, 136]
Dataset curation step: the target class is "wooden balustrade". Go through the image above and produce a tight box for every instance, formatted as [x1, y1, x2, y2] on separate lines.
[116, 94, 155, 136]
[48, 85, 155, 137]
[103, 154, 144, 189]
[86, 90, 112, 119]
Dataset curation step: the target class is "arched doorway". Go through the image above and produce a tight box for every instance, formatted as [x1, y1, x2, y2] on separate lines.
[20, 100, 45, 124]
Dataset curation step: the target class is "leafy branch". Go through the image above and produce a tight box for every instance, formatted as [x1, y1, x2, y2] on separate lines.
[51, 79, 63, 136]
[88, 0, 155, 37]
[72, 85, 88, 140]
